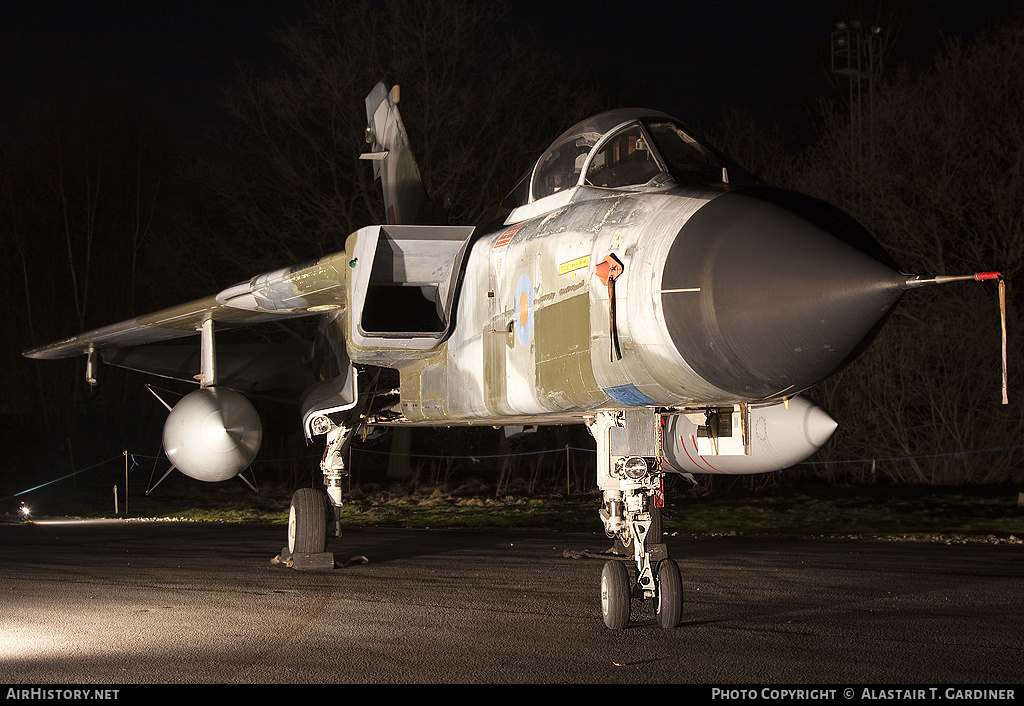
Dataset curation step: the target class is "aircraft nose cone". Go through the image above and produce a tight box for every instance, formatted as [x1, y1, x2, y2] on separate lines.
[661, 189, 906, 399]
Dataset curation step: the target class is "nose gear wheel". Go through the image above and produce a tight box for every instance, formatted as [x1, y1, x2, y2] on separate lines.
[600, 560, 631, 630]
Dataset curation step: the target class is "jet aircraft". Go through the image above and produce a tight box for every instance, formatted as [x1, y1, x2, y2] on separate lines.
[24, 83, 1001, 629]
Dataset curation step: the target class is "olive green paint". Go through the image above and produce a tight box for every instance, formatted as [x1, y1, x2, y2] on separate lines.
[535, 295, 602, 408]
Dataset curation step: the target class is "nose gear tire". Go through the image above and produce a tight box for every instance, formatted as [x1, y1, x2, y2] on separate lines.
[654, 558, 683, 628]
[601, 560, 631, 630]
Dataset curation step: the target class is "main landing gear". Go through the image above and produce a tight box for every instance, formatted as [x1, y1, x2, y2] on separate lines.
[588, 410, 683, 629]
[283, 420, 355, 568]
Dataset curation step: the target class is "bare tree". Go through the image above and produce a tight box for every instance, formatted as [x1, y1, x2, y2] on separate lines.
[1, 96, 169, 435]
[183, 0, 604, 282]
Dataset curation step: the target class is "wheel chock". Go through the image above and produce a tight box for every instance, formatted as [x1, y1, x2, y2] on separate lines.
[275, 547, 336, 571]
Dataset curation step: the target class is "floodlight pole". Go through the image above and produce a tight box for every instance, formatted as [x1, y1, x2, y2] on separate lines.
[831, 20, 888, 213]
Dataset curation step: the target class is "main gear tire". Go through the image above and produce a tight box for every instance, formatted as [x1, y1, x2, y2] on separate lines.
[288, 488, 328, 554]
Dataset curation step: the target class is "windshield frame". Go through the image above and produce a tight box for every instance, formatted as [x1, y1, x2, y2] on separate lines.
[503, 108, 750, 212]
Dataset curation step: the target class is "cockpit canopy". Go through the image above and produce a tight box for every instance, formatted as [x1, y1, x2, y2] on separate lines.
[502, 109, 750, 212]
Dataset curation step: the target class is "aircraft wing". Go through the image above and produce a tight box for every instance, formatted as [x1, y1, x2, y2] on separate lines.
[25, 81, 422, 364]
[23, 250, 351, 361]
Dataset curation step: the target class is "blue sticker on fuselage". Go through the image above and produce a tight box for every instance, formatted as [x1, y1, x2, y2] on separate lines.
[604, 384, 657, 406]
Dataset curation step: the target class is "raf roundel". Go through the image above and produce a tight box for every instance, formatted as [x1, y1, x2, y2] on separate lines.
[514, 273, 534, 346]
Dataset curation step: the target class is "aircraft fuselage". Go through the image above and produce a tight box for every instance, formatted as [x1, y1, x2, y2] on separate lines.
[360, 182, 904, 427]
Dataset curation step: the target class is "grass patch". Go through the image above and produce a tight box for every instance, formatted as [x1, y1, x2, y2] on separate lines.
[6, 474, 1024, 543]
[661, 485, 1024, 542]
[335, 492, 596, 531]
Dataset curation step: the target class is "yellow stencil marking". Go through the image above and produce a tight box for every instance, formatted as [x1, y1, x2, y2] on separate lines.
[559, 255, 590, 275]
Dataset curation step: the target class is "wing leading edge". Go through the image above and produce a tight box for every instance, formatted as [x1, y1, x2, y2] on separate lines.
[25, 82, 425, 363]
[23, 249, 351, 361]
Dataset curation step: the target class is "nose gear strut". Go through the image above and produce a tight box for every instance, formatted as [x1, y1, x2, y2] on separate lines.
[587, 410, 683, 629]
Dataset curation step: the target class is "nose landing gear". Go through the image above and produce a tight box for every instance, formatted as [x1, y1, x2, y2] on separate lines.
[588, 410, 683, 629]
[597, 501, 684, 630]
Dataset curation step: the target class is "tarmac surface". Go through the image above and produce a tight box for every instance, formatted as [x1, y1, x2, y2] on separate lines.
[1, 518, 1022, 684]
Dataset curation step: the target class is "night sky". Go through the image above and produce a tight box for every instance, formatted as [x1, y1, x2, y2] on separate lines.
[0, 0, 308, 141]
[510, 0, 1024, 138]
[2, 0, 1021, 146]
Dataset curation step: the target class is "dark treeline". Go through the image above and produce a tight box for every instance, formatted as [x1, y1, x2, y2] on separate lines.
[722, 17, 1024, 485]
[0, 0, 605, 494]
[2, 2, 1021, 496]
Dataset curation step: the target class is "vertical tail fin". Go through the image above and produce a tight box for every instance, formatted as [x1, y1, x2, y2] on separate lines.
[361, 83, 428, 225]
